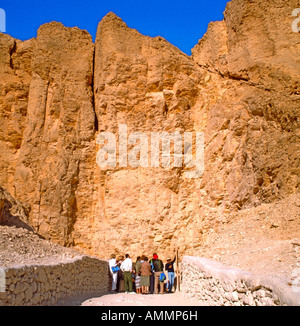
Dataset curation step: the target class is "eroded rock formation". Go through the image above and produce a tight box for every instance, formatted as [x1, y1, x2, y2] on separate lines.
[0, 0, 299, 260]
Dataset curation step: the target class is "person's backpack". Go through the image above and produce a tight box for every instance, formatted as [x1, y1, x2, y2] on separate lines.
[159, 272, 166, 282]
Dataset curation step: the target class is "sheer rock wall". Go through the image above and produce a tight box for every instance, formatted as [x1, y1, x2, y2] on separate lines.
[0, 0, 299, 259]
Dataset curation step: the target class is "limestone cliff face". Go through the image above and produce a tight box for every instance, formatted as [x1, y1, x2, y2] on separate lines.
[91, 12, 206, 256]
[0, 0, 299, 259]
[0, 34, 34, 196]
[193, 0, 300, 86]
[192, 0, 300, 210]
[0, 23, 96, 246]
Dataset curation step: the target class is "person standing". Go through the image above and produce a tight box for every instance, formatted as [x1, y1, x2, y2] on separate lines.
[165, 256, 176, 293]
[149, 254, 156, 294]
[117, 255, 125, 292]
[120, 254, 134, 294]
[140, 256, 151, 294]
[152, 254, 165, 294]
[134, 256, 142, 294]
[109, 254, 118, 292]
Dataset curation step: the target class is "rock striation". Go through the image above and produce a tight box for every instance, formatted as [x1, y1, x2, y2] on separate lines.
[0, 0, 299, 265]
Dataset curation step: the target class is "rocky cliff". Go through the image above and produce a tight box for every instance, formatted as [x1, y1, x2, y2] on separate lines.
[0, 0, 299, 264]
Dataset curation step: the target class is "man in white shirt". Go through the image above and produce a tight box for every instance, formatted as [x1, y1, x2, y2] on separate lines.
[120, 254, 134, 293]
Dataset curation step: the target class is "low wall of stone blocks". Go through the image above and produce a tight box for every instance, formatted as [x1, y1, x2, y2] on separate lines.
[0, 256, 109, 306]
[181, 256, 300, 306]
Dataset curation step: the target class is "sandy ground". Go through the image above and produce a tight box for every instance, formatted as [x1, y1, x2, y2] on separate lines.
[56, 291, 206, 307]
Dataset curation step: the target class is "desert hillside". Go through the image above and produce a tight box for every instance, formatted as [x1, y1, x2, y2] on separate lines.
[0, 0, 299, 280]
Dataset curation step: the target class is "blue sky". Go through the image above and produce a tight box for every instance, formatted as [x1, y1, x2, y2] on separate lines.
[1, 0, 229, 55]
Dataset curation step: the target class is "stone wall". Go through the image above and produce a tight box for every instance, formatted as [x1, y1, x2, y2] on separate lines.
[0, 256, 109, 306]
[181, 256, 300, 306]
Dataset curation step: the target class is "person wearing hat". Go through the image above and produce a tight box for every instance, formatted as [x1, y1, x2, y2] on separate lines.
[165, 256, 176, 293]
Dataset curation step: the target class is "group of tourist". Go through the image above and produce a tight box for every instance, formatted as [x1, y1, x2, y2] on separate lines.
[109, 253, 177, 295]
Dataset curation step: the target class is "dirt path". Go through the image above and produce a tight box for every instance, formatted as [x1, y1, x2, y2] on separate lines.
[56, 291, 206, 306]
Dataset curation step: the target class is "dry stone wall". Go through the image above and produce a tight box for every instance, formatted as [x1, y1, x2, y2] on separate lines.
[0, 256, 109, 306]
[181, 256, 300, 306]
